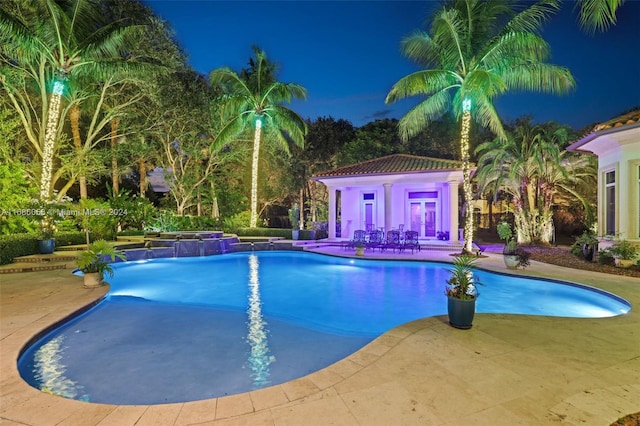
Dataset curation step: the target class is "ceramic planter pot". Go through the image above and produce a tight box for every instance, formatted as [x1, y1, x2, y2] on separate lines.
[355, 246, 365, 256]
[503, 254, 519, 269]
[581, 244, 597, 261]
[291, 230, 299, 240]
[614, 258, 635, 269]
[447, 296, 476, 329]
[38, 238, 55, 254]
[83, 272, 102, 288]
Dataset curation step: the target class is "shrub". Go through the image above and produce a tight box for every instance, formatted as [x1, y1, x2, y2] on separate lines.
[597, 248, 615, 265]
[0, 234, 38, 265]
[222, 211, 251, 233]
[235, 227, 291, 238]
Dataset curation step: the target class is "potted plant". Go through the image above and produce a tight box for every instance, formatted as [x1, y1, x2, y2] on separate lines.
[37, 215, 57, 254]
[445, 254, 480, 329]
[609, 239, 639, 268]
[288, 203, 300, 240]
[496, 221, 530, 269]
[572, 230, 599, 261]
[75, 240, 125, 288]
[354, 240, 365, 256]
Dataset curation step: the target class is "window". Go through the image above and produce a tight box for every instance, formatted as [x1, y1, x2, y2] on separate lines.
[605, 170, 616, 235]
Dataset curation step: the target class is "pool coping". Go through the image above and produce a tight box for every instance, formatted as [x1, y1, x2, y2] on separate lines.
[1, 248, 639, 425]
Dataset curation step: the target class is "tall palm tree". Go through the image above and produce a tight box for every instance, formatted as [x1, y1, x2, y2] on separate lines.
[210, 47, 307, 228]
[475, 120, 596, 244]
[385, 0, 574, 253]
[0, 0, 146, 201]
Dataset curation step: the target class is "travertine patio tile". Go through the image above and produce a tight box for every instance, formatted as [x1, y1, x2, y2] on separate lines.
[135, 403, 182, 426]
[305, 368, 344, 390]
[249, 386, 289, 411]
[201, 409, 274, 426]
[341, 381, 440, 425]
[175, 398, 217, 425]
[323, 358, 362, 379]
[215, 393, 254, 419]
[271, 394, 358, 426]
[95, 405, 147, 425]
[279, 377, 320, 401]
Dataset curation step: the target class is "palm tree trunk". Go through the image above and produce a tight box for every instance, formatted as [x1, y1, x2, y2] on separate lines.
[40, 87, 64, 201]
[299, 187, 304, 230]
[249, 119, 262, 228]
[139, 159, 146, 198]
[111, 119, 120, 195]
[69, 104, 88, 199]
[460, 108, 474, 254]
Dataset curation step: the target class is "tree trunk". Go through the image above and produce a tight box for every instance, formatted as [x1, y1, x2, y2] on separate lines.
[299, 187, 304, 230]
[459, 108, 474, 254]
[139, 160, 147, 198]
[249, 119, 262, 228]
[111, 119, 120, 195]
[40, 84, 64, 201]
[69, 104, 88, 199]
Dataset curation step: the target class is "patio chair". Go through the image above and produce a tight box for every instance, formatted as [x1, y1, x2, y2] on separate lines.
[344, 229, 367, 250]
[402, 230, 421, 254]
[381, 229, 402, 253]
[366, 229, 385, 251]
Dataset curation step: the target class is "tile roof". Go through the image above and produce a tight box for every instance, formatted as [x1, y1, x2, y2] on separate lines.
[592, 109, 640, 132]
[567, 109, 640, 152]
[313, 154, 465, 179]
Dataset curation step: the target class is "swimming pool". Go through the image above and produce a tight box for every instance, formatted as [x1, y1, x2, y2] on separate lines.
[18, 251, 630, 405]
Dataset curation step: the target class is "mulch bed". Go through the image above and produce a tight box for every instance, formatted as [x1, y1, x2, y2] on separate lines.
[524, 246, 640, 279]
[611, 412, 640, 426]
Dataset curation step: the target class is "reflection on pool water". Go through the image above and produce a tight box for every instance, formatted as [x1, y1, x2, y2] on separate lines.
[19, 251, 630, 405]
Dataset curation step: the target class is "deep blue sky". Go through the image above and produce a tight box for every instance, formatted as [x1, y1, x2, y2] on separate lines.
[146, 0, 640, 131]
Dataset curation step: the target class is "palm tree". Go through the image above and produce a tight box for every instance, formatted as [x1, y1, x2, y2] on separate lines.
[575, 0, 626, 32]
[385, 0, 574, 253]
[475, 120, 596, 244]
[210, 47, 307, 228]
[0, 0, 147, 201]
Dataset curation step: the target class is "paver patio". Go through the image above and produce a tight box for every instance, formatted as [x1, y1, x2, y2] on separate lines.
[1, 247, 638, 425]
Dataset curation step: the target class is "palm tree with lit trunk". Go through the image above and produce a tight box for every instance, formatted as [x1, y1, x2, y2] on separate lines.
[385, 0, 574, 253]
[210, 47, 307, 228]
[0, 0, 145, 201]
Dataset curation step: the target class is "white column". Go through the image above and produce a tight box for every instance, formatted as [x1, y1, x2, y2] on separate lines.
[383, 183, 392, 233]
[448, 180, 459, 241]
[328, 187, 337, 239]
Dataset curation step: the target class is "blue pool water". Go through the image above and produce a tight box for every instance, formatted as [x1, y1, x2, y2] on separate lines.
[19, 251, 630, 405]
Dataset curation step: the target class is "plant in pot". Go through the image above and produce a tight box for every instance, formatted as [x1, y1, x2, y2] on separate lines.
[496, 221, 530, 269]
[445, 254, 481, 329]
[288, 203, 300, 240]
[354, 240, 365, 256]
[75, 240, 125, 288]
[608, 239, 639, 268]
[37, 215, 57, 254]
[571, 230, 599, 261]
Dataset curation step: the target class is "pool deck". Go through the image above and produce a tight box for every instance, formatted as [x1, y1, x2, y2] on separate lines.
[1, 246, 639, 425]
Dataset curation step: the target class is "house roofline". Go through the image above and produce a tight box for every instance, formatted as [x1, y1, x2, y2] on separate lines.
[568, 121, 640, 153]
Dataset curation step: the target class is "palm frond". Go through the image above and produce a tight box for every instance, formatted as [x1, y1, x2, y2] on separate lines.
[576, 0, 624, 33]
[501, 62, 574, 94]
[504, 0, 560, 34]
[385, 70, 459, 104]
[397, 90, 452, 141]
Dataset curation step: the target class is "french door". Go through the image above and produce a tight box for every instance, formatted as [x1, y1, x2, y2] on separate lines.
[409, 200, 437, 238]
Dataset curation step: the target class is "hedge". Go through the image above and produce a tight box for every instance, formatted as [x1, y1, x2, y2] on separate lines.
[0, 231, 90, 265]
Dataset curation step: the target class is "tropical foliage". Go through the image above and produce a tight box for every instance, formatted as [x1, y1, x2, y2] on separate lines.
[385, 0, 575, 252]
[475, 120, 596, 244]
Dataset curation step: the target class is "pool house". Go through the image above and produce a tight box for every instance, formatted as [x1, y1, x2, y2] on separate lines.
[312, 154, 471, 241]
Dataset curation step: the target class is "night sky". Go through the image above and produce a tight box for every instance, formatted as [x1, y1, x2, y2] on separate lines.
[145, 0, 640, 131]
